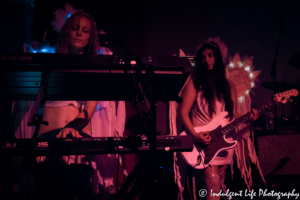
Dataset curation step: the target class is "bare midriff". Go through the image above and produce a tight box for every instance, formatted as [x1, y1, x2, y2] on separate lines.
[39, 106, 92, 135]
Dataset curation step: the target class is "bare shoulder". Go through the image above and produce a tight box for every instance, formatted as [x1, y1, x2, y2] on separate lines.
[186, 78, 197, 91]
[181, 78, 197, 105]
[182, 79, 197, 97]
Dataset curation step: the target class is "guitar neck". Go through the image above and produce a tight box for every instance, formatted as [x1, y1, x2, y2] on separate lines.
[220, 97, 276, 136]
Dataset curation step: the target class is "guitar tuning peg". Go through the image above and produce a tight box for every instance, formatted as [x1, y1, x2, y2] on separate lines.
[288, 98, 293, 102]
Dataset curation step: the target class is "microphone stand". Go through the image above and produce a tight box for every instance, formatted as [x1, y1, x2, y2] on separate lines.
[270, 16, 285, 133]
[107, 36, 157, 200]
[105, 33, 182, 200]
[28, 69, 49, 138]
[21, 69, 64, 200]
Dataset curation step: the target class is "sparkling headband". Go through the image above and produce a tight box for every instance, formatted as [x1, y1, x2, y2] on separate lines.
[51, 3, 82, 33]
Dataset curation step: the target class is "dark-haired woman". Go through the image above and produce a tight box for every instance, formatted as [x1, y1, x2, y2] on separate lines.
[179, 41, 258, 200]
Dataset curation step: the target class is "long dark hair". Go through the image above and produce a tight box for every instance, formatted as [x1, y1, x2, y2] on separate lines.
[192, 42, 234, 120]
[56, 11, 100, 54]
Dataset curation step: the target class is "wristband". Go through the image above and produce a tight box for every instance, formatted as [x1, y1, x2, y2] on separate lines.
[64, 110, 89, 132]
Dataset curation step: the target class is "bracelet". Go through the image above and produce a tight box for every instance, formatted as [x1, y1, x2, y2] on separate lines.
[64, 110, 89, 132]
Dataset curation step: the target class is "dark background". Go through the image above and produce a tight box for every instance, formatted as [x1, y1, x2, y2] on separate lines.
[1, 0, 300, 198]
[1, 0, 300, 118]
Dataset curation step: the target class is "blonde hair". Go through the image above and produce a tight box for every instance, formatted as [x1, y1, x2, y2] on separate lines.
[56, 11, 100, 54]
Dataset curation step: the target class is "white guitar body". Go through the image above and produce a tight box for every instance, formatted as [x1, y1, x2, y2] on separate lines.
[180, 111, 237, 169]
[179, 89, 299, 169]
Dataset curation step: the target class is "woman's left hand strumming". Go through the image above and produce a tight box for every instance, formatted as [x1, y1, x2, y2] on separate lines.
[56, 128, 82, 138]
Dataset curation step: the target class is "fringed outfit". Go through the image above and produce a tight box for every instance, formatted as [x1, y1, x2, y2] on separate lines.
[169, 75, 266, 200]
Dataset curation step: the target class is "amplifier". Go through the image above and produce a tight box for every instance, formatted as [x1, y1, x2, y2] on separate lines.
[257, 132, 300, 176]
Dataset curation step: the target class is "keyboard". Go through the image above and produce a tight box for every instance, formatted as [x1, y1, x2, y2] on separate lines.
[0, 135, 193, 156]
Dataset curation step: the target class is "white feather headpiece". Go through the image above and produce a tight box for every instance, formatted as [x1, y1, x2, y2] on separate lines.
[226, 53, 261, 99]
[51, 3, 80, 33]
[205, 37, 228, 64]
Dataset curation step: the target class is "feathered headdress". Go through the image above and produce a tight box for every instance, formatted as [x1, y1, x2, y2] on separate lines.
[198, 37, 229, 64]
[226, 53, 261, 101]
[206, 37, 228, 64]
[51, 3, 80, 33]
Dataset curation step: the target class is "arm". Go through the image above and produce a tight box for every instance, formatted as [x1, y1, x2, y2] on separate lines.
[76, 101, 99, 119]
[57, 101, 99, 138]
[179, 79, 211, 144]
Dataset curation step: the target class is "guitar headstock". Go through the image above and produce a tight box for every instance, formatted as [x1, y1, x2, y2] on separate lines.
[274, 89, 299, 104]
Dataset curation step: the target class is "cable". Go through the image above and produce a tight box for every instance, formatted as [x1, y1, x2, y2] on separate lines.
[187, 173, 195, 200]
[116, 153, 120, 198]
[115, 141, 120, 199]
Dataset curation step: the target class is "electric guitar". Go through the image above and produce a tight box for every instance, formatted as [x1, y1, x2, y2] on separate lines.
[180, 89, 299, 169]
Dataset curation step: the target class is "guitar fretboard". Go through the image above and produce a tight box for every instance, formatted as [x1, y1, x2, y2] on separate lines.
[220, 98, 276, 135]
